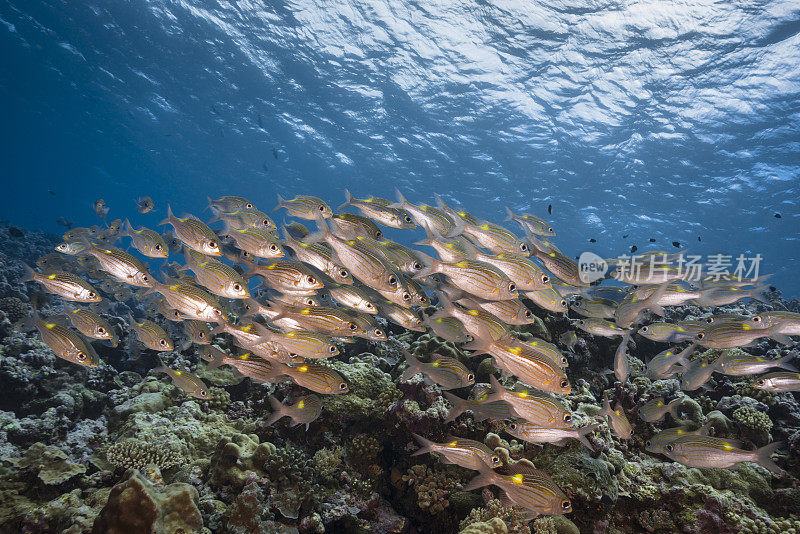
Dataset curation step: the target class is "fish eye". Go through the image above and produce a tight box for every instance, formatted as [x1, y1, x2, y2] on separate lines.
[367, 303, 376, 311]
[561, 500, 571, 511]
[524, 310, 532, 319]
[349, 323, 358, 331]
[307, 275, 316, 284]
[491, 455, 500, 464]
[520, 243, 528, 252]
[200, 390, 209, 397]
[560, 300, 567, 308]
[508, 282, 516, 292]
[155, 244, 162, 251]
[467, 373, 475, 382]
[339, 269, 348, 278]
[560, 357, 568, 365]
[233, 284, 242, 291]
[263, 219, 270, 226]
[88, 292, 97, 298]
[329, 345, 337, 353]
[270, 244, 278, 251]
[142, 274, 149, 281]
[160, 339, 168, 347]
[319, 205, 326, 211]
[76, 352, 87, 361]
[375, 232, 383, 239]
[640, 326, 649, 332]
[752, 316, 762, 323]
[339, 382, 348, 391]
[404, 215, 412, 223]
[509, 422, 517, 430]
[412, 262, 422, 271]
[388, 275, 398, 286]
[402, 292, 411, 301]
[198, 332, 205, 338]
[645, 440, 651, 447]
[563, 414, 572, 423]
[208, 241, 218, 249]
[756, 379, 765, 386]
[97, 327, 106, 335]
[245, 203, 253, 209]
[696, 332, 705, 340]
[665, 444, 674, 453]
[705, 317, 714, 323]
[305, 298, 314, 305]
[541, 275, 549, 284]
[374, 329, 382, 336]
[560, 379, 569, 389]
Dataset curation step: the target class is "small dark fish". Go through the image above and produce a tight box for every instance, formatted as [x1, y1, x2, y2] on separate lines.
[94, 199, 109, 220]
[56, 217, 74, 229]
[137, 196, 155, 214]
[672, 241, 680, 247]
[649, 238, 655, 242]
[589, 238, 596, 243]
[622, 234, 629, 239]
[698, 236, 702, 242]
[49, 190, 55, 196]
[630, 245, 637, 253]
[547, 204, 552, 215]
[774, 213, 781, 219]
[8, 227, 23, 238]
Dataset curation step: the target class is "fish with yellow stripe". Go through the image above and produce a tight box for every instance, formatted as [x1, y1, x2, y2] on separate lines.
[400, 350, 474, 390]
[266, 394, 322, 429]
[466, 462, 572, 519]
[155, 360, 209, 399]
[484, 376, 573, 428]
[27, 313, 100, 367]
[411, 434, 502, 471]
[20, 263, 101, 302]
[662, 435, 784, 474]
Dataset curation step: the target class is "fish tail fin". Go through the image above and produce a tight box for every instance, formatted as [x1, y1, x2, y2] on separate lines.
[390, 188, 407, 209]
[646, 282, 670, 317]
[410, 433, 435, 456]
[776, 353, 798, 372]
[442, 391, 467, 423]
[751, 285, 771, 304]
[272, 194, 285, 212]
[303, 215, 331, 244]
[768, 326, 792, 346]
[503, 206, 515, 222]
[158, 205, 174, 226]
[599, 391, 612, 416]
[265, 396, 286, 426]
[18, 262, 37, 284]
[400, 350, 420, 381]
[338, 189, 354, 210]
[753, 441, 784, 474]
[483, 374, 505, 403]
[153, 355, 167, 374]
[577, 423, 602, 451]
[464, 462, 496, 491]
[120, 218, 133, 237]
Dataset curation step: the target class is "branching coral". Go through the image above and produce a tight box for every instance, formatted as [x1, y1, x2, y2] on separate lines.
[106, 439, 182, 471]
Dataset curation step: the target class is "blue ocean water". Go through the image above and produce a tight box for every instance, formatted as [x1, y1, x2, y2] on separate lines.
[1, 0, 798, 293]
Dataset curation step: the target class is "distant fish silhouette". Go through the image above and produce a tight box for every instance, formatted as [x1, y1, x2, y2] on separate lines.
[672, 241, 680, 248]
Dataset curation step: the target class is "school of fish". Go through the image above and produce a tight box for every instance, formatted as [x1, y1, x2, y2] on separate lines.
[17, 190, 799, 521]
